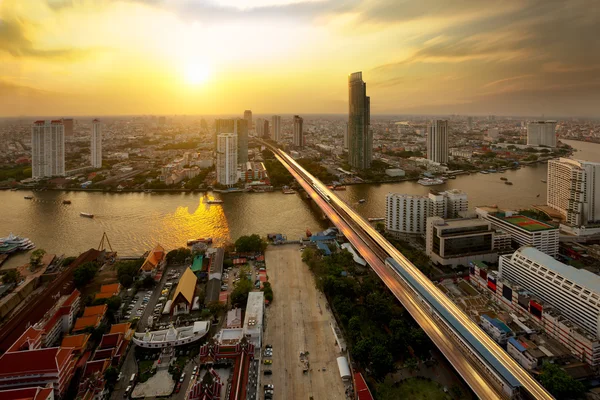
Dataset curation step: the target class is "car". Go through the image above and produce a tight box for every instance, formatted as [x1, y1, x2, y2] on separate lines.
[263, 370, 272, 375]
[118, 372, 123, 381]
[265, 344, 272, 349]
[124, 385, 132, 398]
[263, 359, 272, 365]
[193, 366, 198, 376]
[265, 389, 274, 395]
[175, 382, 182, 393]
[179, 373, 185, 382]
[264, 384, 274, 390]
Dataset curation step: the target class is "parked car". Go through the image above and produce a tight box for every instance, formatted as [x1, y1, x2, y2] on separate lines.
[263, 370, 272, 375]
[179, 373, 185, 383]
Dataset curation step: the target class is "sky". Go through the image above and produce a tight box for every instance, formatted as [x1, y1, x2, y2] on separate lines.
[1, 0, 599, 117]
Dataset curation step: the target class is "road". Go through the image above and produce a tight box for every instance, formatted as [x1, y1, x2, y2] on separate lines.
[266, 144, 553, 400]
[263, 246, 347, 400]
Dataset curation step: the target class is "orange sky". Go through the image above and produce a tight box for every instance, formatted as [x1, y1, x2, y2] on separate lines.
[1, 0, 599, 117]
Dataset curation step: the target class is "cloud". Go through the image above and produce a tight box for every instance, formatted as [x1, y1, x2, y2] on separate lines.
[482, 75, 534, 89]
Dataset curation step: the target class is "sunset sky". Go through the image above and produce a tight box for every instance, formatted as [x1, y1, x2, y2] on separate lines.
[1, 0, 598, 117]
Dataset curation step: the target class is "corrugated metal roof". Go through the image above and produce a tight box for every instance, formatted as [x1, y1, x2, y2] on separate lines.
[508, 337, 527, 353]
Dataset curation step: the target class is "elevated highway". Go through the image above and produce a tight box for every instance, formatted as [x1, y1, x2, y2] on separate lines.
[263, 142, 553, 400]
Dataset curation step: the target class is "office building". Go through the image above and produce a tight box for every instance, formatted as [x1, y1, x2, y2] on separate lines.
[32, 120, 65, 179]
[476, 207, 559, 257]
[426, 217, 498, 267]
[243, 110, 252, 131]
[385, 193, 429, 236]
[256, 118, 269, 138]
[467, 116, 473, 131]
[547, 158, 600, 231]
[499, 246, 600, 344]
[217, 133, 238, 186]
[527, 121, 557, 147]
[91, 119, 102, 168]
[271, 115, 281, 142]
[293, 115, 303, 148]
[427, 120, 449, 164]
[348, 71, 372, 169]
[62, 118, 73, 137]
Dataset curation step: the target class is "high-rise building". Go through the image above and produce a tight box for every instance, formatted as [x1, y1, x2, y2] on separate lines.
[427, 120, 449, 164]
[91, 119, 102, 169]
[527, 121, 557, 147]
[547, 158, 600, 228]
[348, 71, 371, 169]
[216, 133, 238, 186]
[343, 123, 348, 150]
[255, 118, 269, 138]
[385, 193, 429, 236]
[467, 116, 473, 132]
[215, 119, 247, 164]
[62, 118, 74, 137]
[293, 115, 303, 148]
[32, 120, 65, 179]
[244, 110, 252, 131]
[499, 246, 600, 339]
[428, 189, 468, 219]
[262, 119, 269, 138]
[271, 115, 281, 142]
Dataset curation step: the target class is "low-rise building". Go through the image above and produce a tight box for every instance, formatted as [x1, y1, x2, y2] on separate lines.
[0, 386, 55, 400]
[60, 333, 90, 355]
[480, 314, 513, 344]
[140, 244, 166, 274]
[72, 305, 107, 333]
[226, 308, 243, 329]
[94, 283, 121, 300]
[243, 291, 265, 350]
[172, 267, 197, 315]
[34, 289, 81, 347]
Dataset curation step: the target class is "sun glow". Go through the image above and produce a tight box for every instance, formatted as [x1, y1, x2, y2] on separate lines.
[184, 61, 211, 85]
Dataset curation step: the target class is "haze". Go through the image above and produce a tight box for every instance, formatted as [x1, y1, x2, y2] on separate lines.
[1, 0, 599, 117]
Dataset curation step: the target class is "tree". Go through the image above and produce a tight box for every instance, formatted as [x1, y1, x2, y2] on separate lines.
[539, 363, 585, 399]
[73, 262, 99, 288]
[262, 281, 274, 302]
[104, 366, 119, 387]
[370, 344, 395, 378]
[166, 248, 191, 264]
[106, 296, 122, 312]
[230, 278, 253, 307]
[142, 275, 155, 288]
[116, 259, 143, 287]
[2, 269, 20, 284]
[30, 248, 46, 269]
[235, 234, 267, 253]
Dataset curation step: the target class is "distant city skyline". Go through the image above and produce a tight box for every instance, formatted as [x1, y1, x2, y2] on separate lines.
[1, 1, 598, 117]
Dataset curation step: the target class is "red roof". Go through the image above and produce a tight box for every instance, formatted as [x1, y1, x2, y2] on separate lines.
[98, 333, 121, 350]
[83, 305, 107, 317]
[50, 120, 63, 124]
[0, 347, 72, 377]
[354, 372, 374, 400]
[7, 326, 43, 352]
[34, 120, 45, 124]
[82, 359, 110, 379]
[63, 289, 81, 307]
[0, 386, 54, 400]
[93, 119, 100, 122]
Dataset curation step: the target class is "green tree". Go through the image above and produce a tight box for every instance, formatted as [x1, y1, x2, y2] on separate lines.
[104, 366, 119, 387]
[30, 248, 46, 269]
[73, 261, 99, 288]
[166, 248, 191, 264]
[116, 259, 143, 287]
[106, 296, 122, 312]
[235, 234, 267, 253]
[231, 278, 253, 307]
[371, 344, 395, 378]
[142, 275, 156, 288]
[262, 281, 274, 302]
[539, 363, 585, 399]
[62, 256, 76, 267]
[2, 269, 20, 284]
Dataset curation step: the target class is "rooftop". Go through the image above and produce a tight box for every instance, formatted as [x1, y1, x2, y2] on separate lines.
[83, 304, 107, 317]
[172, 267, 197, 305]
[243, 292, 264, 332]
[515, 246, 600, 294]
[61, 334, 90, 350]
[0, 347, 72, 376]
[493, 213, 556, 232]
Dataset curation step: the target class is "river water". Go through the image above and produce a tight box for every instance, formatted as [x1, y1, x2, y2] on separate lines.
[1, 139, 595, 268]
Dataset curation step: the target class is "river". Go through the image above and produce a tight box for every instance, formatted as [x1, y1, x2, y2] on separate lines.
[0, 139, 595, 269]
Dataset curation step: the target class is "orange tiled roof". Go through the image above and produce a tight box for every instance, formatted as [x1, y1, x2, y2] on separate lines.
[61, 334, 90, 351]
[109, 322, 130, 335]
[94, 292, 113, 300]
[99, 283, 120, 294]
[73, 315, 102, 332]
[140, 244, 165, 272]
[82, 305, 107, 317]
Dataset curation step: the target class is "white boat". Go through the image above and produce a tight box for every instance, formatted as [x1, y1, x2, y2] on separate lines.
[417, 178, 444, 186]
[132, 321, 209, 348]
[206, 199, 223, 204]
[358, 199, 366, 203]
[80, 212, 94, 218]
[0, 233, 35, 254]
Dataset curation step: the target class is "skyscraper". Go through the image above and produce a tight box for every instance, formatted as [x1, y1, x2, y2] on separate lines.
[527, 121, 557, 147]
[91, 119, 102, 169]
[271, 115, 281, 142]
[293, 115, 303, 147]
[427, 120, 449, 164]
[32, 120, 65, 178]
[62, 118, 74, 137]
[215, 119, 247, 163]
[348, 71, 371, 169]
[343, 122, 348, 150]
[217, 133, 238, 186]
[244, 110, 252, 131]
[255, 118, 265, 137]
[548, 158, 600, 228]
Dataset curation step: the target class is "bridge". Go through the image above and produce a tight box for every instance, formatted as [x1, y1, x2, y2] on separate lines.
[262, 141, 553, 400]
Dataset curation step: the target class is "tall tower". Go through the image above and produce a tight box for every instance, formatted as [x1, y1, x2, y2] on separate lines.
[62, 118, 74, 137]
[243, 110, 252, 131]
[32, 120, 65, 179]
[255, 118, 265, 137]
[427, 120, 449, 164]
[293, 115, 303, 147]
[271, 115, 281, 142]
[217, 133, 238, 186]
[235, 119, 248, 164]
[91, 119, 102, 169]
[348, 71, 371, 169]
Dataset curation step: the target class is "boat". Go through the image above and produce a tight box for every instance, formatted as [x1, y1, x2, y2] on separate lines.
[448, 176, 457, 179]
[417, 178, 444, 186]
[24, 196, 33, 200]
[488, 169, 497, 173]
[505, 181, 513, 185]
[133, 321, 209, 348]
[0, 233, 35, 254]
[541, 180, 547, 183]
[500, 177, 508, 181]
[187, 237, 213, 246]
[480, 171, 489, 174]
[332, 186, 347, 191]
[368, 217, 384, 222]
[206, 199, 224, 204]
[10, 188, 17, 191]
[358, 199, 366, 204]
[80, 212, 94, 218]
[62, 200, 71, 204]
[282, 186, 296, 194]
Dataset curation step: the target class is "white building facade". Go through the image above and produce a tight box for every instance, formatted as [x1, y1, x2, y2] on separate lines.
[426, 120, 448, 164]
[32, 120, 65, 179]
[527, 121, 556, 147]
[385, 194, 429, 236]
[91, 119, 102, 168]
[217, 133, 238, 186]
[271, 115, 281, 142]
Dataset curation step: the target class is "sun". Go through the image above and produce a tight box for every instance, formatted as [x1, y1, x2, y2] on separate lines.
[184, 61, 211, 85]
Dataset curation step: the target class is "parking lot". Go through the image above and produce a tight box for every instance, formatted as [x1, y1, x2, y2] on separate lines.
[262, 245, 347, 400]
